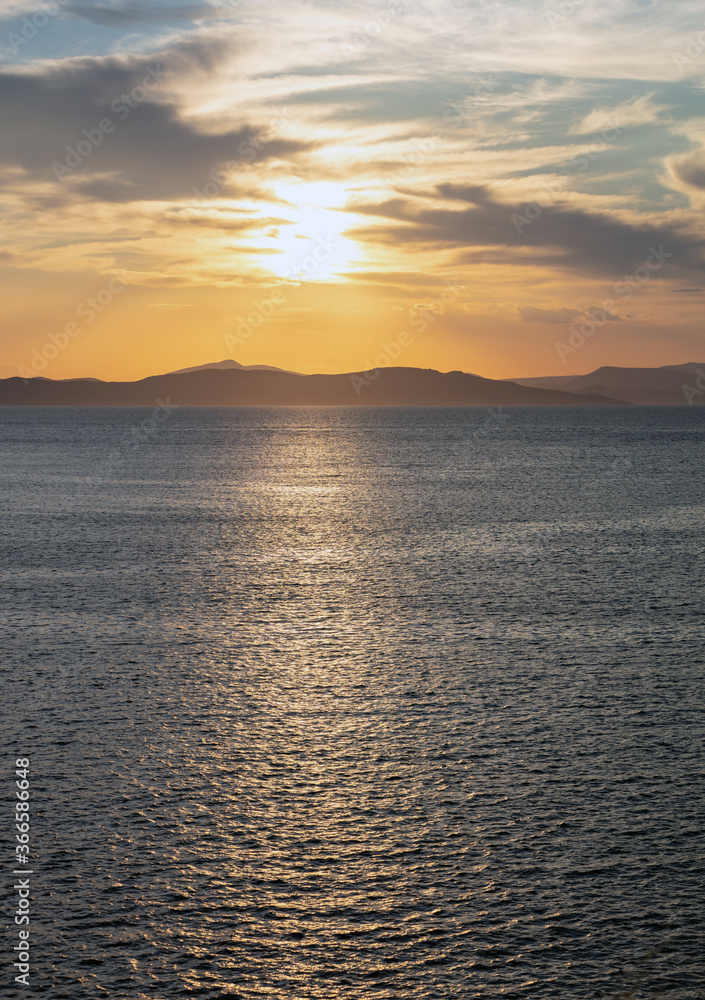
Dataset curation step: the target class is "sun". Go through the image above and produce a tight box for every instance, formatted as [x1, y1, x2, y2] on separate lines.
[254, 181, 359, 282]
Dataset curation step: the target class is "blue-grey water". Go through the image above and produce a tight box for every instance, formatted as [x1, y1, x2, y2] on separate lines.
[2, 406, 704, 999]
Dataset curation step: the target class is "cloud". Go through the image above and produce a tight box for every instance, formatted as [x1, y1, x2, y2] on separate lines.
[164, 208, 290, 231]
[349, 183, 705, 279]
[345, 270, 465, 288]
[0, 40, 309, 205]
[518, 306, 583, 324]
[571, 94, 664, 135]
[585, 305, 623, 322]
[147, 301, 195, 309]
[62, 2, 207, 25]
[519, 304, 624, 324]
[668, 148, 705, 192]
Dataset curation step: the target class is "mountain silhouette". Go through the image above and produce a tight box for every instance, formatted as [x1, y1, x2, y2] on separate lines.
[166, 359, 299, 375]
[0, 366, 625, 406]
[510, 363, 705, 405]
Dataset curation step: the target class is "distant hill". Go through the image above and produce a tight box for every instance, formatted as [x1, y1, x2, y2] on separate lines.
[166, 359, 299, 375]
[510, 363, 705, 404]
[0, 367, 624, 407]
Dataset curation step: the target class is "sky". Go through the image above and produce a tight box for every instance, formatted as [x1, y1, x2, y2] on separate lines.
[0, 0, 704, 381]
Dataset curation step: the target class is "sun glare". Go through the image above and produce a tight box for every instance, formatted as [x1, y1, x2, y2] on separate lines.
[254, 181, 359, 282]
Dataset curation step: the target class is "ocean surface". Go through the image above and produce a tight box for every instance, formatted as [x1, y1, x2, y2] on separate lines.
[2, 405, 704, 999]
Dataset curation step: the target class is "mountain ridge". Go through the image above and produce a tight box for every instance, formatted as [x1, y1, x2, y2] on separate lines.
[166, 359, 299, 375]
[0, 366, 626, 407]
[509, 363, 705, 404]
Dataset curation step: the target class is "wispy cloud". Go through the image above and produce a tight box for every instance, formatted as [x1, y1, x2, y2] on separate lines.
[570, 95, 666, 135]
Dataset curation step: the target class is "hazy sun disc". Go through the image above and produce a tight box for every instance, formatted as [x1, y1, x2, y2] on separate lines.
[256, 181, 358, 281]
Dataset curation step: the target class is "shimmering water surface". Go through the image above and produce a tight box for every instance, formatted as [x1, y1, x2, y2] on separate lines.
[2, 406, 704, 999]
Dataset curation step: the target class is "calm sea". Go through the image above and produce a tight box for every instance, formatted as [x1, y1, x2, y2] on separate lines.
[2, 406, 704, 998]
